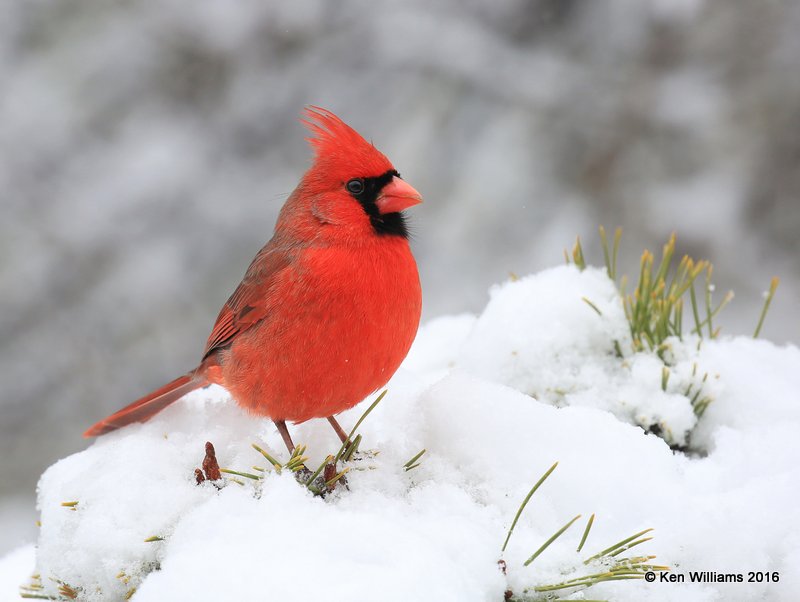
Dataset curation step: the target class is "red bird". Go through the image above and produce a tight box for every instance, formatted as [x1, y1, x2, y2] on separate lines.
[84, 107, 423, 452]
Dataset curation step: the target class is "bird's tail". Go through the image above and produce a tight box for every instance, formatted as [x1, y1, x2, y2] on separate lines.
[83, 371, 206, 437]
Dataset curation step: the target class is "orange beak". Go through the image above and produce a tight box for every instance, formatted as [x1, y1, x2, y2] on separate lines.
[375, 176, 423, 215]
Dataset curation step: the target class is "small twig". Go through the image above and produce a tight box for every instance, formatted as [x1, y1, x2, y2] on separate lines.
[322, 462, 338, 487]
[202, 442, 222, 481]
[325, 466, 350, 490]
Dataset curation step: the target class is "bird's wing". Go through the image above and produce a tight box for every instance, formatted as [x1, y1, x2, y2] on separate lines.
[203, 246, 293, 359]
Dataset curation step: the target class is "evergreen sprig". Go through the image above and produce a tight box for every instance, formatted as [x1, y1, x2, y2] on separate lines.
[502, 463, 667, 601]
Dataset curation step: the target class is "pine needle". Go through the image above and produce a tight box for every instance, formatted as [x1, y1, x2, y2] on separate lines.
[582, 297, 603, 316]
[220, 468, 261, 481]
[251, 444, 282, 473]
[753, 277, 779, 338]
[305, 455, 334, 490]
[577, 513, 595, 552]
[403, 449, 427, 471]
[501, 461, 558, 553]
[584, 528, 654, 563]
[334, 390, 387, 464]
[341, 433, 362, 462]
[285, 445, 309, 472]
[524, 514, 582, 566]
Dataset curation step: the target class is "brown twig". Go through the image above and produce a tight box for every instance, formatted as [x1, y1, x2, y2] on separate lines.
[497, 560, 513, 600]
[202, 441, 221, 481]
[323, 463, 337, 490]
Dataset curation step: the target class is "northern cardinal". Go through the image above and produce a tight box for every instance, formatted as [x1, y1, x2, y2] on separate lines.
[84, 107, 423, 452]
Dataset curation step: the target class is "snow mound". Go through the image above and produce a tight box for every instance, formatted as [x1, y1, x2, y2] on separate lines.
[8, 265, 800, 601]
[458, 266, 705, 446]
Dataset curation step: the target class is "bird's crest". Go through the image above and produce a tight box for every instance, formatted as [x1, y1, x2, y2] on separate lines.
[301, 106, 393, 177]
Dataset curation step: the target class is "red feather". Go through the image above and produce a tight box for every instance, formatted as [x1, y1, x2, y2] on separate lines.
[83, 373, 203, 437]
[203, 248, 292, 358]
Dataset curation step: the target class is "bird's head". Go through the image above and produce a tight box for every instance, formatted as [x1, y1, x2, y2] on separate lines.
[283, 107, 422, 241]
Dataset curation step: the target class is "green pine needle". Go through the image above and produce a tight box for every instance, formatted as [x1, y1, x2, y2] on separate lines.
[524, 514, 582, 566]
[584, 528, 654, 563]
[501, 461, 558, 553]
[251, 444, 282, 473]
[341, 434, 362, 462]
[608, 536, 653, 557]
[305, 455, 335, 490]
[220, 468, 261, 481]
[570, 227, 778, 422]
[403, 449, 427, 471]
[566, 237, 587, 271]
[334, 390, 387, 464]
[576, 513, 595, 553]
[582, 297, 603, 316]
[753, 277, 779, 338]
[285, 445, 309, 472]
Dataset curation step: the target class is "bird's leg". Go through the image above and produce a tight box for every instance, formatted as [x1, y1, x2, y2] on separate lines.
[328, 415, 358, 462]
[274, 419, 295, 453]
[276, 419, 317, 486]
[327, 416, 349, 444]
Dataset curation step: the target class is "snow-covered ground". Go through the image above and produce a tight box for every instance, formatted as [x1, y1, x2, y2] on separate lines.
[3, 265, 799, 601]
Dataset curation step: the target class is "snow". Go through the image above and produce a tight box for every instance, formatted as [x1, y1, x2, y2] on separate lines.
[3, 264, 799, 601]
[458, 267, 702, 447]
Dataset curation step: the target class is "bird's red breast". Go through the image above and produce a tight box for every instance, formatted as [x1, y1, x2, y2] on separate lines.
[210, 237, 421, 421]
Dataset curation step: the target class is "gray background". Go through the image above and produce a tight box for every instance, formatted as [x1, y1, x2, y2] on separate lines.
[2, 0, 799, 553]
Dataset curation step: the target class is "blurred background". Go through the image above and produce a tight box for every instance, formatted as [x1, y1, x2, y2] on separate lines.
[2, 0, 799, 554]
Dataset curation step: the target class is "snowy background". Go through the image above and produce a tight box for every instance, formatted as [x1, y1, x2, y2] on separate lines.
[2, 0, 800, 580]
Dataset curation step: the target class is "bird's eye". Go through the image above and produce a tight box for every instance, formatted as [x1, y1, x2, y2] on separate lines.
[346, 179, 365, 195]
